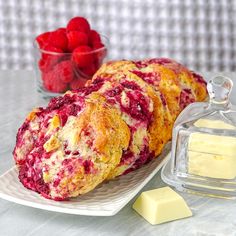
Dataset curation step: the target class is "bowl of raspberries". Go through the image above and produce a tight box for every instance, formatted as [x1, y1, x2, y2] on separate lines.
[34, 16, 108, 97]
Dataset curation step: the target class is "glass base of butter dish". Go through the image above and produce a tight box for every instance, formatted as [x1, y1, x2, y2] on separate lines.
[161, 156, 236, 200]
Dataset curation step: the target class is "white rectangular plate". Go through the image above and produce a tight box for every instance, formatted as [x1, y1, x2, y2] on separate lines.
[0, 144, 170, 216]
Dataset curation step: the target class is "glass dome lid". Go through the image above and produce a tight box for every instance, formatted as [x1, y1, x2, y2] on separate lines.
[161, 75, 236, 199]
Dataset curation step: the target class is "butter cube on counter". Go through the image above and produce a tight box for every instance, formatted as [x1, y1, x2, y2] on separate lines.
[132, 187, 192, 225]
[188, 119, 236, 179]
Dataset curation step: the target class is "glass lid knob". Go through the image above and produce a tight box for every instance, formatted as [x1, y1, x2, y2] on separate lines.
[207, 75, 233, 106]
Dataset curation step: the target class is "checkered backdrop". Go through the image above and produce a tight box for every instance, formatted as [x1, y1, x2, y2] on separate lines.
[0, 0, 235, 71]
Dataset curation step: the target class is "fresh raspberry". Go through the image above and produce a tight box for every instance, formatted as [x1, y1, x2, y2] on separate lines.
[39, 45, 63, 72]
[93, 41, 105, 50]
[72, 45, 94, 67]
[42, 44, 63, 52]
[93, 42, 107, 66]
[49, 29, 68, 51]
[66, 17, 90, 34]
[81, 63, 97, 77]
[57, 27, 66, 34]
[43, 70, 68, 93]
[69, 77, 88, 90]
[54, 60, 74, 83]
[93, 42, 106, 61]
[36, 32, 51, 49]
[88, 30, 101, 46]
[39, 57, 57, 73]
[94, 57, 104, 71]
[38, 58, 53, 73]
[67, 31, 88, 52]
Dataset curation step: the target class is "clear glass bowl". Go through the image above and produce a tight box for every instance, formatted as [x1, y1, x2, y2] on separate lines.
[162, 75, 236, 199]
[33, 36, 108, 98]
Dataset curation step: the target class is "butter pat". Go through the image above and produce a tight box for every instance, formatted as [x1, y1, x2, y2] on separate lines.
[188, 119, 236, 179]
[188, 151, 236, 179]
[188, 132, 236, 157]
[132, 187, 192, 225]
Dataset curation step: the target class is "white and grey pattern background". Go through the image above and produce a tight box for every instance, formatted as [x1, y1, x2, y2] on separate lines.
[0, 0, 235, 71]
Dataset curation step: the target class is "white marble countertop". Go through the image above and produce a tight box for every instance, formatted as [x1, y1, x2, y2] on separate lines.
[0, 71, 236, 236]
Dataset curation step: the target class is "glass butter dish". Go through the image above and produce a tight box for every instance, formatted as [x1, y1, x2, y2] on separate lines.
[162, 75, 236, 199]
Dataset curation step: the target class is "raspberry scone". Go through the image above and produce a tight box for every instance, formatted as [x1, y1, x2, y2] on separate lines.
[13, 58, 207, 200]
[13, 92, 130, 200]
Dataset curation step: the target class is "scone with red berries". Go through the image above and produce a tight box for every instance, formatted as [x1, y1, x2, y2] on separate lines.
[13, 58, 207, 200]
[13, 92, 130, 200]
